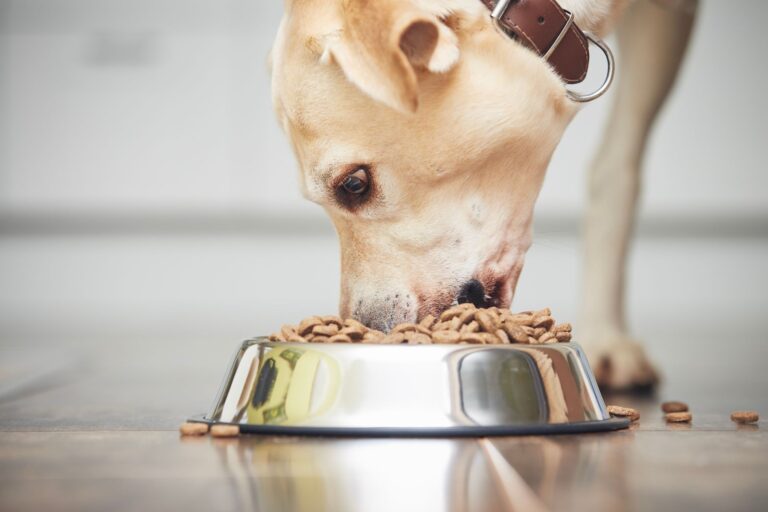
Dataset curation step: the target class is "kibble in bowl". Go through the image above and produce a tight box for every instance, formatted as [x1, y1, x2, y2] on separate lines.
[269, 304, 572, 346]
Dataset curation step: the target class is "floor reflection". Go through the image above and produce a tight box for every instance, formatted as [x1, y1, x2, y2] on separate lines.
[490, 432, 635, 511]
[205, 437, 505, 512]
[199, 432, 638, 512]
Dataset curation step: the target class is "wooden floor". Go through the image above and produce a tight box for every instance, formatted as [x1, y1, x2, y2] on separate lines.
[0, 421, 765, 512]
[1, 336, 766, 512]
[1, 233, 767, 511]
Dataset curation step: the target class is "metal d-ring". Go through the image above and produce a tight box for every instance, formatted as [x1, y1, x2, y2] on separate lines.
[566, 33, 615, 103]
[489, 1, 615, 104]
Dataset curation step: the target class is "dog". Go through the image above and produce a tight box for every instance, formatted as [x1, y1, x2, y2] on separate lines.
[269, 0, 697, 390]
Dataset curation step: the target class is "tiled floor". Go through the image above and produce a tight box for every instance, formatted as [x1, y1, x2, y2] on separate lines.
[1, 232, 766, 511]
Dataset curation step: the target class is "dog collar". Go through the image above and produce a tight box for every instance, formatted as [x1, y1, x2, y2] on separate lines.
[479, 0, 615, 102]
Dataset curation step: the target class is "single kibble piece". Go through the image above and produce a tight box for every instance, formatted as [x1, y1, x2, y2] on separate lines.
[297, 316, 323, 336]
[730, 411, 759, 424]
[501, 323, 527, 343]
[495, 329, 510, 344]
[607, 405, 640, 422]
[460, 333, 485, 344]
[509, 313, 534, 326]
[431, 321, 449, 331]
[312, 324, 339, 337]
[532, 315, 554, 330]
[210, 425, 240, 438]
[432, 330, 461, 344]
[538, 332, 556, 344]
[322, 315, 344, 328]
[475, 310, 496, 333]
[380, 332, 406, 344]
[665, 411, 692, 423]
[339, 326, 364, 341]
[281, 325, 298, 340]
[661, 401, 689, 413]
[406, 332, 432, 345]
[458, 309, 476, 325]
[439, 305, 465, 322]
[363, 330, 385, 343]
[393, 322, 419, 334]
[419, 314, 436, 329]
[179, 422, 209, 436]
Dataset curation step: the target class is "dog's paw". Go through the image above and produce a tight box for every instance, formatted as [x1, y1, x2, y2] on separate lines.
[581, 334, 660, 392]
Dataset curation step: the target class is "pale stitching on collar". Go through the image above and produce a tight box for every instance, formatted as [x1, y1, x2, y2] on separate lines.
[502, 0, 589, 82]
[506, 19, 543, 53]
[542, 0, 589, 82]
[571, 25, 588, 82]
[489, 0, 544, 53]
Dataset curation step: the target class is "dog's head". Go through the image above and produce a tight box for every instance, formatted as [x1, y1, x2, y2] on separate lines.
[271, 0, 580, 331]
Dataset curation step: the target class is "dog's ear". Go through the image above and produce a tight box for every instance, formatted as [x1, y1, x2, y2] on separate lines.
[324, 0, 459, 114]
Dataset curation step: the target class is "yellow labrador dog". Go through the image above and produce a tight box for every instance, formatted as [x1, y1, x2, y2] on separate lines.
[270, 0, 697, 389]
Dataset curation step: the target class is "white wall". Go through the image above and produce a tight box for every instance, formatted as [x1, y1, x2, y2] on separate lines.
[1, 0, 766, 222]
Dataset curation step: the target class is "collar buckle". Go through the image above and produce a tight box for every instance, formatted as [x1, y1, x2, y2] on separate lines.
[489, 0, 614, 103]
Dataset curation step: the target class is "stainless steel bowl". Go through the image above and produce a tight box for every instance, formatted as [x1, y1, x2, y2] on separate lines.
[191, 338, 628, 436]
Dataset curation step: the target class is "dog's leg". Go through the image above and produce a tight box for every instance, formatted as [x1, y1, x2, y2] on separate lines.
[581, 0, 698, 390]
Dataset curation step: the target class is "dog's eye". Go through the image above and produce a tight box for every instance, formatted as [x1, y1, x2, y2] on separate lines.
[334, 166, 373, 211]
[340, 167, 369, 195]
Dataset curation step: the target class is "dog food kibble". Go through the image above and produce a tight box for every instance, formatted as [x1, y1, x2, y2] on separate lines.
[665, 411, 693, 423]
[268, 304, 573, 345]
[661, 401, 689, 413]
[179, 422, 209, 436]
[730, 411, 759, 424]
[210, 425, 240, 438]
[607, 405, 640, 422]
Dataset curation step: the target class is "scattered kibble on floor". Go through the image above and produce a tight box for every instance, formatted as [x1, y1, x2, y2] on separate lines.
[210, 425, 240, 438]
[661, 401, 689, 413]
[665, 411, 693, 423]
[607, 405, 640, 422]
[731, 411, 759, 424]
[178, 422, 209, 436]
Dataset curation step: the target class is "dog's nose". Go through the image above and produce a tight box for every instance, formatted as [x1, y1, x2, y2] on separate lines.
[457, 279, 489, 308]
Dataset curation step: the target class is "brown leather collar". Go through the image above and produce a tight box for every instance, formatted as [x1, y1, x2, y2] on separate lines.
[479, 0, 590, 84]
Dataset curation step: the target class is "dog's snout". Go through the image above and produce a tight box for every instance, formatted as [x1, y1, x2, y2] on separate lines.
[457, 279, 489, 308]
[349, 292, 417, 332]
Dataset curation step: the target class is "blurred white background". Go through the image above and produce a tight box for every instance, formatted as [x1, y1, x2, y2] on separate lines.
[1, 0, 766, 219]
[0, 0, 767, 402]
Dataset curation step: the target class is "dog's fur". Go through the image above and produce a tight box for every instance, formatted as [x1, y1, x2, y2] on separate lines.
[270, 0, 697, 389]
